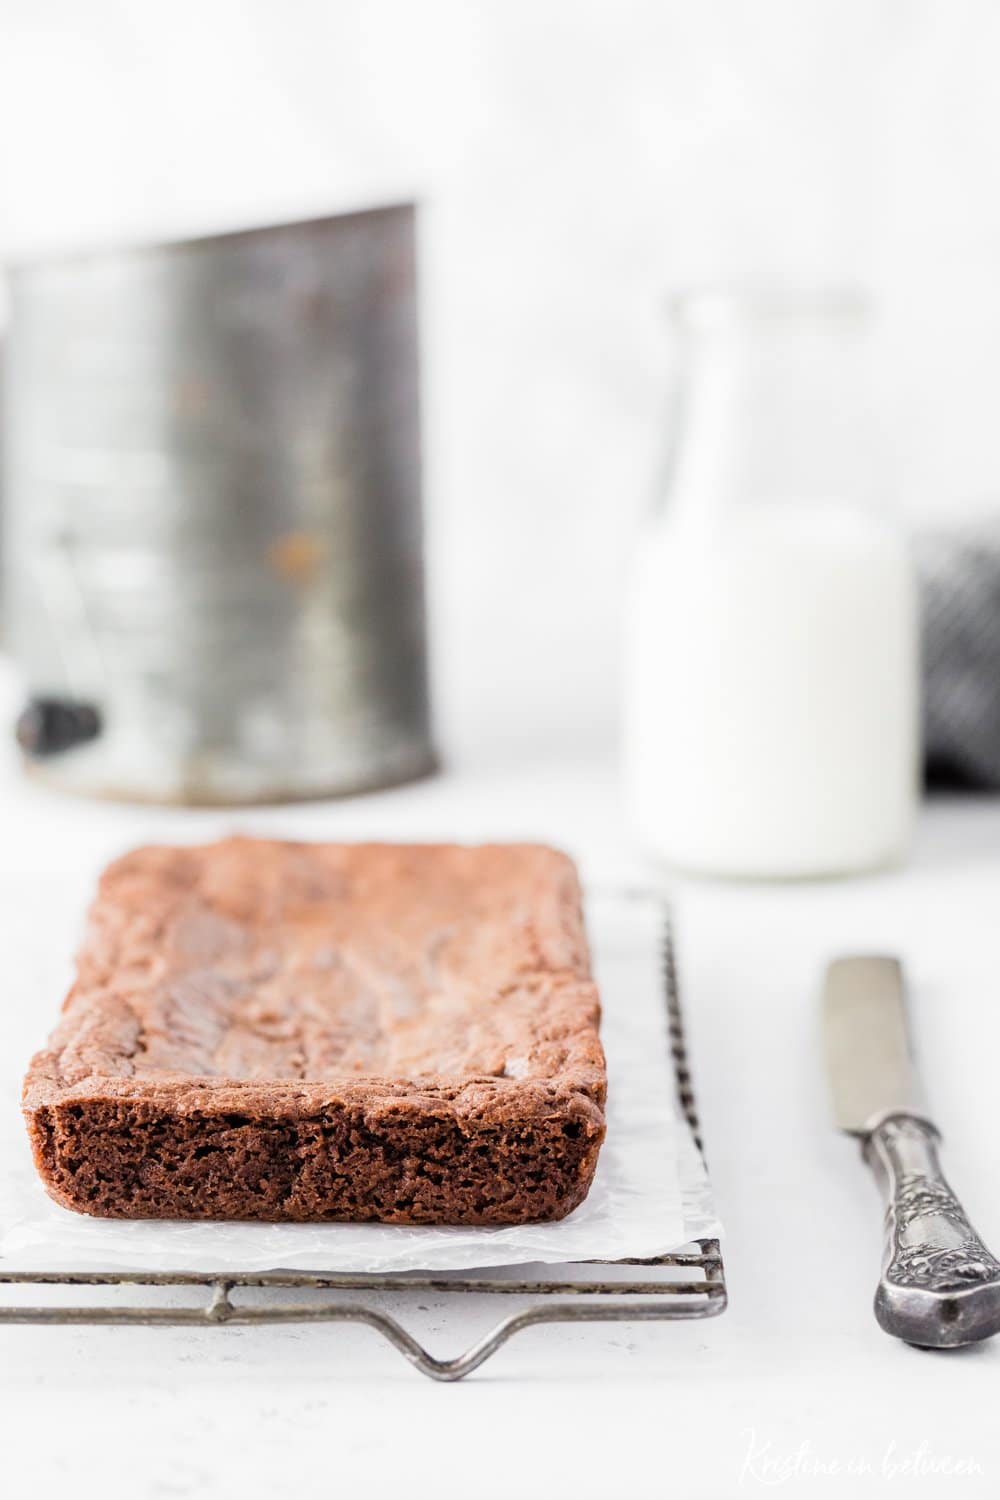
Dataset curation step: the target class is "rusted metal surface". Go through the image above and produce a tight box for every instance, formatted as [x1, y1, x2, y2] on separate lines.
[3, 206, 434, 804]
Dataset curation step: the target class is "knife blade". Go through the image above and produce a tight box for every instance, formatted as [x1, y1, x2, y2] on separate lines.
[822, 955, 1000, 1348]
[823, 955, 926, 1133]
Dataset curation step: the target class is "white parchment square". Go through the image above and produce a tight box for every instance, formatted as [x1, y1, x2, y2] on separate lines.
[0, 883, 719, 1273]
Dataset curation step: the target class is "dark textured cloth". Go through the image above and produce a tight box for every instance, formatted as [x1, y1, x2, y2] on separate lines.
[919, 524, 1000, 790]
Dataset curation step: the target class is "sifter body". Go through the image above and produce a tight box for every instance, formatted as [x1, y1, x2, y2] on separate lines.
[3, 205, 434, 803]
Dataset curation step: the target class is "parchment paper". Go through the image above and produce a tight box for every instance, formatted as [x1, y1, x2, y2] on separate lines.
[0, 882, 720, 1273]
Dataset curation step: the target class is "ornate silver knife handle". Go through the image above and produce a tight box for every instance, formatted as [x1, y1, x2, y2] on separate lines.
[865, 1113, 1000, 1347]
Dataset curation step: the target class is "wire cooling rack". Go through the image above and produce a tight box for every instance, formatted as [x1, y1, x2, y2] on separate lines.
[0, 905, 726, 1380]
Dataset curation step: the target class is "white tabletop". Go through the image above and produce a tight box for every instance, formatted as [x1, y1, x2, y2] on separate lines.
[1, 738, 997, 1498]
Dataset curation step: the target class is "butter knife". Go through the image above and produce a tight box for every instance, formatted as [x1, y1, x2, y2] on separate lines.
[823, 955, 1000, 1348]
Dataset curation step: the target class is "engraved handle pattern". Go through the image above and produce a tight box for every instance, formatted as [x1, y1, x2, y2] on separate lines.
[865, 1114, 1000, 1347]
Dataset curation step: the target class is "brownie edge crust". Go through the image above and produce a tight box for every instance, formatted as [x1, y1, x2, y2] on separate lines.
[23, 839, 607, 1224]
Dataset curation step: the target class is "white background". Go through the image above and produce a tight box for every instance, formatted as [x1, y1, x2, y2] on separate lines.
[3, 0, 1000, 761]
[1, 10, 999, 1492]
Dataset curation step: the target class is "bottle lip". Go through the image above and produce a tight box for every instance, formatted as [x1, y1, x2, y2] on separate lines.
[669, 282, 872, 331]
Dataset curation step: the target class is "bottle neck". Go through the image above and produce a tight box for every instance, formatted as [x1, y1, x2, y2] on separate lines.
[664, 311, 881, 530]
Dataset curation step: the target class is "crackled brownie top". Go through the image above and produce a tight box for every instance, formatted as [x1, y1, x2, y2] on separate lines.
[24, 839, 605, 1116]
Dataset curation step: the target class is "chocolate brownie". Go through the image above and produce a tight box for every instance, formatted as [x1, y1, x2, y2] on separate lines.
[22, 839, 607, 1224]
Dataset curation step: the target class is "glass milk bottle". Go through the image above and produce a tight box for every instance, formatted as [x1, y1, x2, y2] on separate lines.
[623, 288, 919, 878]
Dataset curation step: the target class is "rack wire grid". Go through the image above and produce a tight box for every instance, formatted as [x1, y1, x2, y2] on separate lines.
[0, 904, 726, 1380]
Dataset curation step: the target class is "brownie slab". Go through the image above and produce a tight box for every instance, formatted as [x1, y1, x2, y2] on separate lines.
[23, 839, 607, 1224]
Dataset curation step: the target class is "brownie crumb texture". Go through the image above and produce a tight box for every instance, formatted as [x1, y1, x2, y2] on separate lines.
[23, 840, 607, 1225]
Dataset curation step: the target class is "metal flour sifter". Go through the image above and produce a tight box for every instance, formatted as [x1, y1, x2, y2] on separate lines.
[2, 204, 434, 803]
